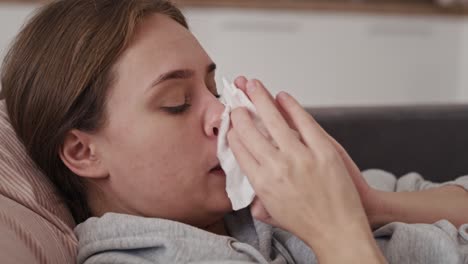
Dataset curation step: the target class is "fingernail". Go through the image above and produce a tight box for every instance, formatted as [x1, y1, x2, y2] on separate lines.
[247, 80, 256, 93]
[277, 91, 290, 100]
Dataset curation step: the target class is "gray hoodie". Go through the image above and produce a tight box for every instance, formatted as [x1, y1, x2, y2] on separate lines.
[75, 170, 468, 264]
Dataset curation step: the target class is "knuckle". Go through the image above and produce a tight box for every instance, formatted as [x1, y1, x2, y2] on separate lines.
[334, 143, 348, 158]
[271, 156, 292, 177]
[251, 168, 268, 187]
[295, 149, 314, 164]
[317, 148, 340, 165]
[295, 152, 314, 170]
[230, 108, 242, 120]
[227, 130, 234, 140]
[255, 181, 270, 195]
[231, 107, 247, 116]
[230, 108, 250, 126]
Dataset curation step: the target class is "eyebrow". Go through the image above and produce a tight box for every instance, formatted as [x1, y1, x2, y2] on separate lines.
[147, 63, 217, 92]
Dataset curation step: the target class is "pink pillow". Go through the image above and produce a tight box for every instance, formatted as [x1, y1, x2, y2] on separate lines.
[0, 100, 77, 263]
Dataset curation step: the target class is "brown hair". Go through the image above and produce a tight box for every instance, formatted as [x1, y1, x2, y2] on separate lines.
[0, 0, 188, 223]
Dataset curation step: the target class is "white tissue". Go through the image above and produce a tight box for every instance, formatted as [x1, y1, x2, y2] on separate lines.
[217, 78, 268, 210]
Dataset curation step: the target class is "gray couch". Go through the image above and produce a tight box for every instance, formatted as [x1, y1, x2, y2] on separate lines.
[308, 104, 468, 183]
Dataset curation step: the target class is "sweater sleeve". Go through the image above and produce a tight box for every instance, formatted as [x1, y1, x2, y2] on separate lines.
[373, 220, 468, 264]
[362, 169, 468, 192]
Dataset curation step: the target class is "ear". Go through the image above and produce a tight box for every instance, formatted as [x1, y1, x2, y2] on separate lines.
[59, 129, 108, 179]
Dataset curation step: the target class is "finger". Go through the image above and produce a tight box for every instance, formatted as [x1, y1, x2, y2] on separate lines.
[236, 77, 281, 118]
[227, 129, 260, 175]
[275, 92, 298, 131]
[243, 79, 277, 106]
[328, 136, 362, 178]
[250, 197, 270, 221]
[250, 198, 279, 227]
[235, 79, 299, 151]
[275, 91, 333, 152]
[231, 107, 279, 164]
[234, 76, 248, 92]
[243, 78, 283, 117]
[274, 93, 302, 141]
[276, 94, 350, 157]
[277, 94, 362, 181]
[246, 80, 303, 152]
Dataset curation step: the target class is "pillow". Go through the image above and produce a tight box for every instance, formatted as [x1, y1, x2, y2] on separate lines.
[0, 100, 77, 263]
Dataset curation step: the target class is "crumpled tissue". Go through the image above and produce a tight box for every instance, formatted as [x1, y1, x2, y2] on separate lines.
[217, 78, 271, 210]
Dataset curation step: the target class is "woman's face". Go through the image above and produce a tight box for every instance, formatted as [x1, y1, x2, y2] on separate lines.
[91, 14, 230, 227]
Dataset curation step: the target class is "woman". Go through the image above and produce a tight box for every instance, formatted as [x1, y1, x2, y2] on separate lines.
[1, 0, 467, 263]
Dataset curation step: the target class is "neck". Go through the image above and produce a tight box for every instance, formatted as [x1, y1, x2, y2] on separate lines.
[204, 219, 229, 236]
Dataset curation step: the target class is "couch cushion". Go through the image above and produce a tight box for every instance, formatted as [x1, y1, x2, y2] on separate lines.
[308, 104, 468, 182]
[0, 100, 77, 263]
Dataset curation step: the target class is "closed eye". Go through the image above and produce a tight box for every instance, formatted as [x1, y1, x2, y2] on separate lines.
[161, 103, 191, 114]
[161, 95, 192, 115]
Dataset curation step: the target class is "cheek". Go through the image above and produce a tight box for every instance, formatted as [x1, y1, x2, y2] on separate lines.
[100, 106, 214, 188]
[103, 117, 203, 183]
[104, 135, 191, 204]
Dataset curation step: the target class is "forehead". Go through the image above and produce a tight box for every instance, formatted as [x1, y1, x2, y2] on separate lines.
[117, 13, 209, 73]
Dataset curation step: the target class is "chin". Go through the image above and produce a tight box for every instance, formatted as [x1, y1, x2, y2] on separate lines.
[212, 194, 233, 214]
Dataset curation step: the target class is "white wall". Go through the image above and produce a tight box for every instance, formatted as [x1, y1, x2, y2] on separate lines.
[0, 3, 39, 91]
[459, 19, 468, 102]
[0, 4, 465, 107]
[0, 4, 39, 62]
[186, 8, 463, 107]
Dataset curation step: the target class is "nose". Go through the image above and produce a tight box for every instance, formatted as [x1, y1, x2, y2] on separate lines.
[204, 97, 225, 138]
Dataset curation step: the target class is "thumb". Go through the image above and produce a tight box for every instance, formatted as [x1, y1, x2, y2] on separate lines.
[250, 197, 280, 227]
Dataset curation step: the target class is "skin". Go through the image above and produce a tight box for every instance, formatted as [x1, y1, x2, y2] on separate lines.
[61, 14, 231, 229]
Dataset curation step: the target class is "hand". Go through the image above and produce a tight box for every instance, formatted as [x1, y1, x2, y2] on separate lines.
[327, 135, 385, 229]
[233, 77, 383, 229]
[228, 78, 375, 249]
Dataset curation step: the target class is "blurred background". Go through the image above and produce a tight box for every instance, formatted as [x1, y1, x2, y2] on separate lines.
[0, 0, 467, 107]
